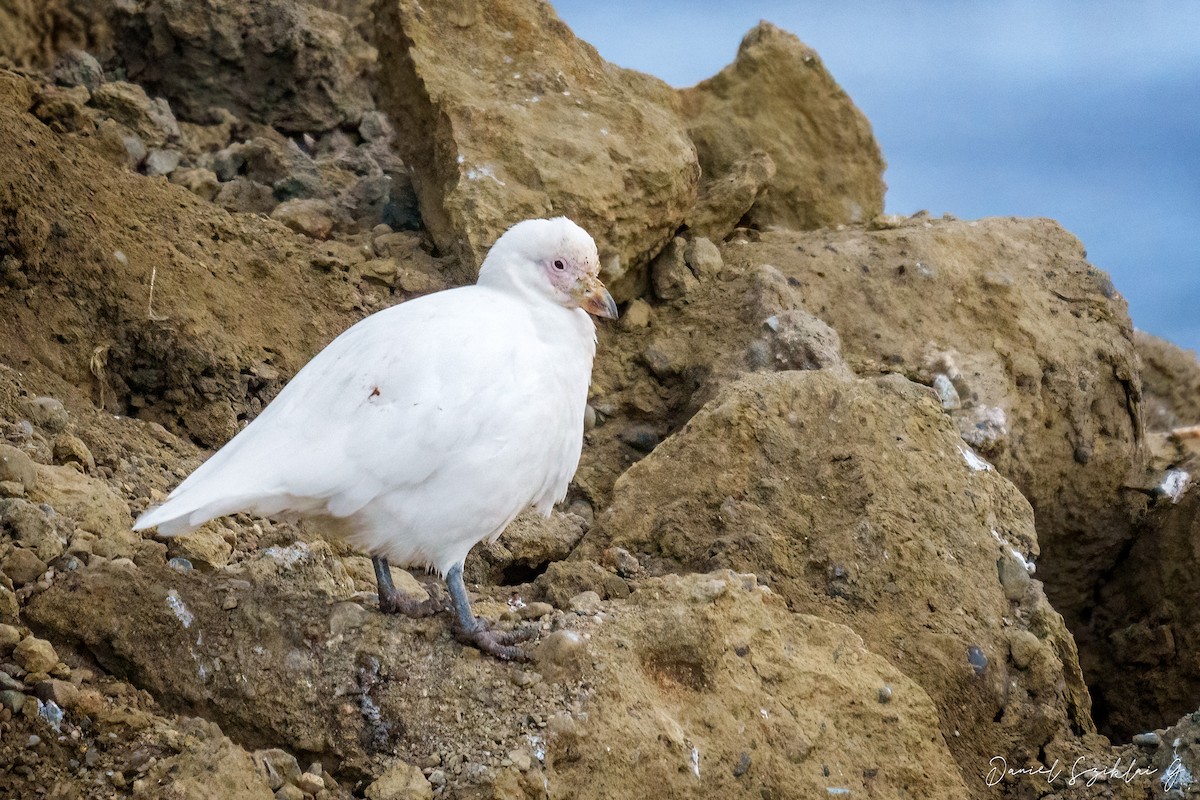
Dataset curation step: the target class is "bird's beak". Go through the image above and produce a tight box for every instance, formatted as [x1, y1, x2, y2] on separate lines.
[575, 275, 619, 320]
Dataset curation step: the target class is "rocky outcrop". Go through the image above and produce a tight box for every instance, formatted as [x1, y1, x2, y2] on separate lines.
[110, 0, 375, 132]
[577, 369, 1093, 791]
[373, 0, 700, 298]
[1135, 330, 1200, 430]
[680, 23, 886, 232]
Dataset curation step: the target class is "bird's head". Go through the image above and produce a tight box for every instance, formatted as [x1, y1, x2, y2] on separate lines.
[478, 217, 618, 320]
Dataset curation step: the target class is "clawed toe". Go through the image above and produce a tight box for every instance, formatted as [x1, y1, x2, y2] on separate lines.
[379, 590, 446, 618]
[454, 625, 532, 661]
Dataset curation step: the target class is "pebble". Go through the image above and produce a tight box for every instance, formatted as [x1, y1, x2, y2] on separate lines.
[0, 623, 20, 653]
[274, 785, 304, 800]
[14, 636, 58, 674]
[168, 557, 194, 573]
[144, 148, 182, 177]
[19, 396, 69, 433]
[26, 734, 41, 748]
[295, 771, 325, 793]
[1132, 732, 1161, 748]
[620, 299, 651, 330]
[684, 236, 723, 277]
[0, 690, 25, 714]
[1007, 630, 1041, 670]
[967, 645, 988, 677]
[878, 685, 893, 704]
[2, 547, 47, 586]
[0, 444, 37, 491]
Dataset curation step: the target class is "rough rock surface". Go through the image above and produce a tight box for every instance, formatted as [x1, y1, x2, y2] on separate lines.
[679, 23, 885, 232]
[110, 0, 375, 132]
[374, 0, 700, 299]
[1135, 330, 1200, 430]
[578, 369, 1093, 790]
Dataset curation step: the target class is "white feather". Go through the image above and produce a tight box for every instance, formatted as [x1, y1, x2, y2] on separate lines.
[135, 218, 601, 575]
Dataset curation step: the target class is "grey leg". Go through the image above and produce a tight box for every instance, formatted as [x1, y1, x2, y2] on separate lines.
[445, 563, 534, 661]
[373, 555, 444, 617]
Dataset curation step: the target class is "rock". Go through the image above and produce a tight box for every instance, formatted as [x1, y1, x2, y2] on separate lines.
[215, 178, 278, 215]
[111, 0, 374, 133]
[30, 85, 94, 134]
[52, 433, 95, 471]
[1, 547, 47, 586]
[683, 150, 775, 243]
[13, 635, 58, 673]
[0, 444, 36, 491]
[680, 23, 885, 230]
[364, 761, 432, 800]
[716, 219, 1143, 640]
[0, 689, 24, 714]
[1007, 630, 1042, 670]
[535, 560, 629, 608]
[567, 590, 601, 614]
[50, 50, 105, 92]
[29, 464, 134, 551]
[374, 0, 699, 299]
[1136, 330, 1200, 430]
[683, 237, 723, 279]
[649, 237, 697, 301]
[997, 549, 1031, 601]
[274, 785, 304, 800]
[140, 718, 276, 798]
[294, 771, 324, 793]
[89, 81, 181, 147]
[170, 167, 221, 201]
[577, 370, 1091, 783]
[167, 526, 233, 570]
[18, 396, 68, 433]
[122, 133, 148, 168]
[271, 199, 335, 240]
[760, 309, 844, 370]
[465, 511, 586, 586]
[33, 678, 79, 709]
[144, 148, 182, 177]
[0, 623, 19, 653]
[517, 602, 553, 621]
[620, 299, 651, 330]
[254, 748, 302, 791]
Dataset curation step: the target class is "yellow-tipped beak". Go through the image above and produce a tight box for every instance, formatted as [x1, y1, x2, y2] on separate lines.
[576, 276, 619, 319]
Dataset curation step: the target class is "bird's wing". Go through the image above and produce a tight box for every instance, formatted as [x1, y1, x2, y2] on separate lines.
[135, 286, 545, 534]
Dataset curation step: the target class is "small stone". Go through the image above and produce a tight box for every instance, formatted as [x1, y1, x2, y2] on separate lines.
[733, 751, 751, 778]
[0, 690, 25, 714]
[167, 557, 193, 573]
[34, 679, 79, 709]
[997, 550, 1031, 602]
[358, 111, 393, 142]
[53, 434, 95, 471]
[144, 149, 182, 177]
[427, 770, 446, 787]
[89, 81, 180, 147]
[0, 444, 37, 491]
[0, 624, 20, 653]
[364, 760, 433, 799]
[619, 425, 660, 454]
[518, 602, 553, 620]
[2, 548, 47, 587]
[567, 591, 601, 614]
[295, 771, 324, 793]
[275, 785, 304, 800]
[51, 50, 105, 92]
[649, 237, 697, 300]
[932, 374, 961, 410]
[534, 630, 587, 681]
[684, 237, 723, 278]
[123, 135, 147, 168]
[14, 636, 58, 674]
[599, 547, 641, 578]
[967, 645, 987, 677]
[1132, 732, 1161, 748]
[762, 310, 843, 371]
[620, 299, 651, 330]
[110, 770, 127, 788]
[26, 734, 41, 748]
[272, 199, 335, 240]
[583, 404, 597, 431]
[222, 594, 239, 610]
[254, 748, 302, 791]
[0, 481, 23, 498]
[508, 749, 532, 772]
[877, 685, 893, 703]
[1007, 630, 1042, 670]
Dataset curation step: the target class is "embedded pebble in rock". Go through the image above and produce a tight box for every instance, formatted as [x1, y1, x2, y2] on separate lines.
[534, 629, 587, 681]
[620, 298, 652, 330]
[761, 309, 844, 371]
[1007, 630, 1042, 670]
[1, 547, 47, 586]
[933, 374, 961, 410]
[650, 237, 698, 301]
[13, 636, 59, 674]
[143, 148, 182, 177]
[997, 549, 1031, 601]
[0, 444, 37, 491]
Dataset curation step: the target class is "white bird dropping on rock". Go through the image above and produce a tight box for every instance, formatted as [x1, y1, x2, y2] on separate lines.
[134, 217, 618, 660]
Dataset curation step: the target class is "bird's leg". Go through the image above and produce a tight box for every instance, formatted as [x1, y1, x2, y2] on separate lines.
[373, 555, 445, 617]
[445, 563, 534, 661]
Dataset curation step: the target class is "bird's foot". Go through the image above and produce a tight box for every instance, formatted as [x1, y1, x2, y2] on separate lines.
[378, 586, 447, 618]
[454, 619, 535, 661]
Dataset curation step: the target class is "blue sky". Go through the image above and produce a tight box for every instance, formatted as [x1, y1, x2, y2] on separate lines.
[553, 2, 1200, 354]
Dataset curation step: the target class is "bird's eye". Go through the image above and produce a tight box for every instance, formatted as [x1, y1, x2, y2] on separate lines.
[553, 259, 566, 271]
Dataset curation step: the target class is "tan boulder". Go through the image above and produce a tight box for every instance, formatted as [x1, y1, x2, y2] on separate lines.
[680, 22, 885, 232]
[373, 0, 700, 299]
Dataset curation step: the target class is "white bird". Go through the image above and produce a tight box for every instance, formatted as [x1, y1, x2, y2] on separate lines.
[134, 217, 617, 659]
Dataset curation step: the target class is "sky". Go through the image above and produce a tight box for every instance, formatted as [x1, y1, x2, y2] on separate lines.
[553, 1, 1200, 354]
